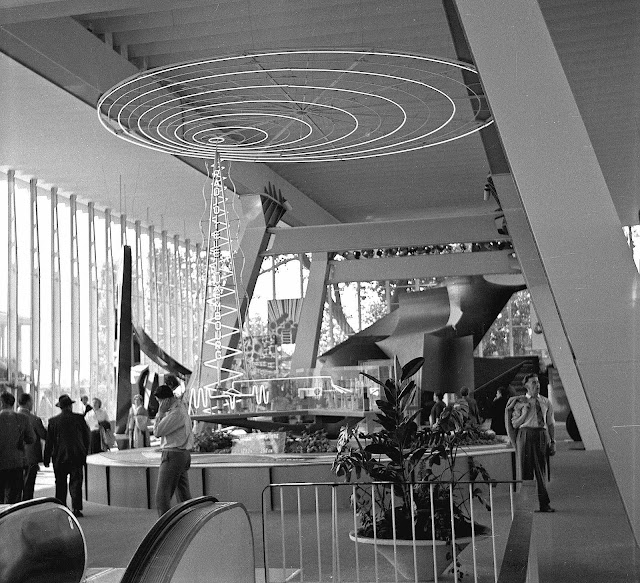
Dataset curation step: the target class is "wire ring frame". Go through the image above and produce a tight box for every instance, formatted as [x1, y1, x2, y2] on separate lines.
[98, 49, 492, 162]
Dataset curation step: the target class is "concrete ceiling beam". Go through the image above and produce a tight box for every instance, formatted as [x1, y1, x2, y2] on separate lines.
[264, 214, 508, 256]
[327, 249, 518, 283]
[0, 0, 221, 25]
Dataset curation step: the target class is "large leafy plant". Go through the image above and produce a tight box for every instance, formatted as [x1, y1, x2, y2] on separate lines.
[332, 357, 491, 541]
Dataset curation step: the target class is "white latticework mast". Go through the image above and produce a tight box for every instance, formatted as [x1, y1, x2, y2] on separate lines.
[192, 152, 244, 407]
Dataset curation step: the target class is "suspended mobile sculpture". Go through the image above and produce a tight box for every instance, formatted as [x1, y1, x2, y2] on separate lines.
[97, 49, 492, 406]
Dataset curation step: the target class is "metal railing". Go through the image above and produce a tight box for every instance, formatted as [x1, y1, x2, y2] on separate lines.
[261, 479, 521, 583]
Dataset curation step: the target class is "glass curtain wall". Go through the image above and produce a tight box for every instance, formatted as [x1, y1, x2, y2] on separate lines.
[0, 170, 204, 421]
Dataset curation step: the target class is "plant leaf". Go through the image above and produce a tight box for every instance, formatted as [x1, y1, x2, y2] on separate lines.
[376, 400, 395, 414]
[366, 443, 403, 464]
[401, 357, 425, 381]
[398, 381, 415, 405]
[360, 371, 386, 388]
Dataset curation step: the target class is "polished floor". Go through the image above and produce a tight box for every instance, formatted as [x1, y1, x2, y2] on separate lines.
[33, 425, 640, 582]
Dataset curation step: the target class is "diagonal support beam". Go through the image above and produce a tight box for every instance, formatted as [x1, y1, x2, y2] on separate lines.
[443, 0, 601, 452]
[290, 253, 331, 373]
[453, 0, 640, 545]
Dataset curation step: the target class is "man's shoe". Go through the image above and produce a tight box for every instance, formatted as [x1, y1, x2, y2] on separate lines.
[535, 506, 555, 513]
[72, 509, 84, 518]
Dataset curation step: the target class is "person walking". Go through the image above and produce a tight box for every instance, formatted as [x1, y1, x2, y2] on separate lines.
[44, 394, 90, 517]
[17, 393, 47, 500]
[506, 373, 556, 513]
[153, 384, 194, 516]
[126, 394, 150, 448]
[0, 392, 35, 503]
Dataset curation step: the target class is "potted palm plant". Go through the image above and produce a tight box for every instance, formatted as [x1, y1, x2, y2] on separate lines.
[332, 357, 492, 580]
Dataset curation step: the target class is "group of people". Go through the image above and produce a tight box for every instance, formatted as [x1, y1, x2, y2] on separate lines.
[0, 380, 195, 520]
[425, 385, 481, 427]
[79, 393, 150, 452]
[0, 391, 44, 504]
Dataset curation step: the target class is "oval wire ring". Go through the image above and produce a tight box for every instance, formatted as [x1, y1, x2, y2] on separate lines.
[98, 49, 492, 162]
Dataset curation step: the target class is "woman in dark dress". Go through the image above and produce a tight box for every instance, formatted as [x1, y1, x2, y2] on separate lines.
[490, 386, 512, 435]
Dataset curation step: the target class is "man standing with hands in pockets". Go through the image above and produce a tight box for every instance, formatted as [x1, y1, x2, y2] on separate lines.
[153, 384, 194, 516]
[506, 373, 556, 513]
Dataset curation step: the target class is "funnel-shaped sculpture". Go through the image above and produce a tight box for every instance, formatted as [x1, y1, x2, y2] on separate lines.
[319, 274, 525, 393]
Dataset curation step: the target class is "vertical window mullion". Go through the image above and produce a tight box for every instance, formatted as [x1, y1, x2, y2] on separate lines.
[7, 170, 19, 386]
[194, 242, 203, 369]
[51, 187, 61, 391]
[134, 220, 145, 335]
[161, 230, 170, 353]
[30, 178, 41, 406]
[70, 195, 80, 398]
[148, 225, 158, 345]
[88, 203, 99, 394]
[185, 239, 194, 368]
[105, 209, 115, 391]
[174, 234, 183, 363]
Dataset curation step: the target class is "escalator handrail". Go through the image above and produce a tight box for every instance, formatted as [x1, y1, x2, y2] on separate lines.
[0, 496, 88, 582]
[121, 496, 246, 583]
[0, 496, 64, 519]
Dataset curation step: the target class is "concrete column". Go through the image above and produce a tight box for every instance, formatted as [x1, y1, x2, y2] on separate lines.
[455, 0, 640, 543]
[290, 253, 331, 373]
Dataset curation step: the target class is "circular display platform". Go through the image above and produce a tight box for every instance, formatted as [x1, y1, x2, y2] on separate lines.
[85, 445, 514, 512]
[98, 49, 492, 162]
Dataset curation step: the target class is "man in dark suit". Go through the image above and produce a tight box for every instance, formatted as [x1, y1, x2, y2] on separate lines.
[17, 393, 47, 500]
[460, 386, 482, 426]
[44, 394, 90, 517]
[0, 391, 35, 503]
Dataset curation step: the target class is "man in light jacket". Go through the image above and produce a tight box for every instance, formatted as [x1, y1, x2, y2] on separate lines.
[505, 373, 556, 513]
[153, 384, 194, 516]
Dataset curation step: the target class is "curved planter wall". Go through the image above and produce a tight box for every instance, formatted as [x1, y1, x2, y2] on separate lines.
[85, 444, 514, 512]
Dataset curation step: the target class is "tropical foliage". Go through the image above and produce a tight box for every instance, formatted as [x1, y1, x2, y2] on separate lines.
[332, 357, 492, 541]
